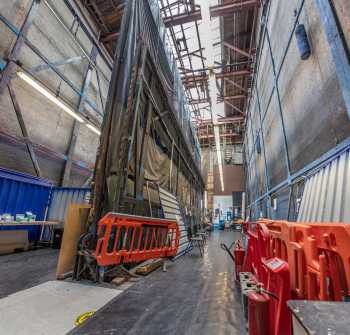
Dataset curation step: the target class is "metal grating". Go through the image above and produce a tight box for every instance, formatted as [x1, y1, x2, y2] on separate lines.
[297, 148, 350, 223]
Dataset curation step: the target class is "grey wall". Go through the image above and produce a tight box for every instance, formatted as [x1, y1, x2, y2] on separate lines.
[244, 0, 350, 220]
[0, 0, 112, 185]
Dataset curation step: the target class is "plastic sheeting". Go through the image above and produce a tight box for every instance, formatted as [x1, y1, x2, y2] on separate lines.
[144, 135, 170, 188]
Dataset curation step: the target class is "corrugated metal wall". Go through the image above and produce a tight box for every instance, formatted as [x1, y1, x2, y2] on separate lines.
[0, 167, 52, 220]
[46, 187, 90, 224]
[298, 148, 350, 223]
[159, 187, 190, 257]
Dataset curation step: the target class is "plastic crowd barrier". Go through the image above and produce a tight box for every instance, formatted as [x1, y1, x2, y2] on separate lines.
[95, 213, 180, 266]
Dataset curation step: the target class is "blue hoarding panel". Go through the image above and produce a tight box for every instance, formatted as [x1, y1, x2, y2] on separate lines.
[0, 168, 52, 241]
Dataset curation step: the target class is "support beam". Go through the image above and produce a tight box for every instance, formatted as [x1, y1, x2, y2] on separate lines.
[224, 41, 251, 58]
[316, 0, 350, 119]
[8, 83, 41, 177]
[0, 129, 93, 173]
[219, 94, 246, 101]
[224, 77, 248, 93]
[199, 133, 241, 139]
[189, 98, 210, 104]
[215, 70, 250, 79]
[0, 0, 40, 94]
[182, 74, 208, 87]
[187, 48, 205, 58]
[61, 47, 98, 186]
[163, 9, 202, 27]
[30, 56, 85, 73]
[224, 100, 244, 115]
[210, 0, 259, 18]
[199, 117, 244, 124]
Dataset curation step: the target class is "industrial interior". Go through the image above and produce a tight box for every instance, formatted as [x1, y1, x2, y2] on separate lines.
[0, 0, 349, 334]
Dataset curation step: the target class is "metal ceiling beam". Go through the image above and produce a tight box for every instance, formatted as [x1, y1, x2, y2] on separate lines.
[182, 73, 209, 84]
[209, 0, 259, 18]
[224, 77, 248, 93]
[224, 100, 244, 115]
[223, 41, 251, 58]
[219, 94, 246, 101]
[0, 0, 39, 94]
[189, 97, 210, 104]
[196, 116, 244, 125]
[215, 70, 250, 79]
[198, 133, 241, 139]
[163, 8, 202, 27]
[8, 83, 42, 177]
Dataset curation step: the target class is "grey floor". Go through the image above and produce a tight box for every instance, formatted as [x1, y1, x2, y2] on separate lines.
[70, 230, 245, 335]
[0, 248, 59, 299]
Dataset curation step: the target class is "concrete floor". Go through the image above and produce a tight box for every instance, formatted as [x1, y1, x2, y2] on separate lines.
[70, 230, 245, 335]
[0, 248, 59, 299]
[0, 231, 245, 335]
[0, 280, 122, 335]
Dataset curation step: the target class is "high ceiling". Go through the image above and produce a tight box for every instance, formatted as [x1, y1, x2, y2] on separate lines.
[80, 0, 259, 147]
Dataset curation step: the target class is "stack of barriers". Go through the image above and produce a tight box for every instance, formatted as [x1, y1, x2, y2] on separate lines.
[234, 220, 350, 335]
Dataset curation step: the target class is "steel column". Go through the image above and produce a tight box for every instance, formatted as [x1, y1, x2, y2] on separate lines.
[8, 83, 41, 177]
[265, 29, 291, 176]
[61, 46, 98, 186]
[0, 0, 40, 94]
[316, 0, 350, 119]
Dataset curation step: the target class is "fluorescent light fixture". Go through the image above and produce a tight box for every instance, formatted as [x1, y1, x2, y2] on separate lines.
[198, 1, 225, 192]
[17, 71, 84, 123]
[214, 125, 225, 192]
[86, 123, 101, 136]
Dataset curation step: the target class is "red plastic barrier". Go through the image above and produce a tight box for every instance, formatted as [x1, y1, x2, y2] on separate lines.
[243, 224, 269, 286]
[248, 292, 269, 335]
[233, 242, 245, 283]
[243, 220, 350, 335]
[95, 213, 180, 266]
[258, 220, 350, 301]
[263, 258, 291, 335]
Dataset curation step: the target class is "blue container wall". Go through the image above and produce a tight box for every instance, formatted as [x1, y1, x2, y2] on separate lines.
[0, 168, 52, 241]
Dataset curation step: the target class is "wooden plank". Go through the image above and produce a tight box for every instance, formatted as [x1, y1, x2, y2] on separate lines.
[56, 204, 91, 279]
[111, 276, 128, 286]
[135, 258, 163, 275]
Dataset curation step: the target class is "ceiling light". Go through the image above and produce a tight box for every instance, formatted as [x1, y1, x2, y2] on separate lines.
[17, 71, 84, 123]
[214, 125, 225, 192]
[86, 123, 101, 136]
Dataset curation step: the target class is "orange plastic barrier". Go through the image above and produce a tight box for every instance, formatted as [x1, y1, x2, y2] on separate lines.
[95, 213, 180, 266]
[245, 220, 350, 301]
